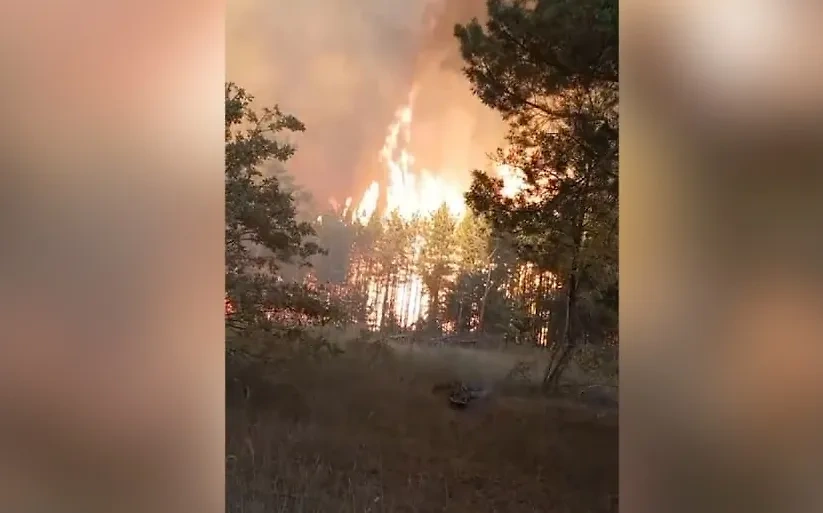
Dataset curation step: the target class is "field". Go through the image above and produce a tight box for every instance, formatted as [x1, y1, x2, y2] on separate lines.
[226, 334, 618, 513]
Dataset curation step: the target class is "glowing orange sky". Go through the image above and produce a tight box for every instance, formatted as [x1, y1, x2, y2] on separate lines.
[227, 0, 506, 209]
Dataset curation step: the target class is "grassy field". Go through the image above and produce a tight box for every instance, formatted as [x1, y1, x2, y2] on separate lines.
[226, 335, 618, 513]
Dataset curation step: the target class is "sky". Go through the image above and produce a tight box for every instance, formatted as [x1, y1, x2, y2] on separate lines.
[227, 0, 506, 210]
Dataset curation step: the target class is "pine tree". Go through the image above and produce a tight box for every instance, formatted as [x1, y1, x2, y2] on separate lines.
[456, 0, 618, 389]
[373, 212, 415, 331]
[418, 204, 457, 330]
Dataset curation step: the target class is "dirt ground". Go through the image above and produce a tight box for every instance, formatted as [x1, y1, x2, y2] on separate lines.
[226, 340, 618, 513]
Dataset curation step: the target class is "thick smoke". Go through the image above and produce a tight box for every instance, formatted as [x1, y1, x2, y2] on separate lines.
[227, 0, 505, 208]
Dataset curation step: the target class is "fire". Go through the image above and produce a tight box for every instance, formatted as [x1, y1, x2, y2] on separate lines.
[349, 97, 467, 225]
[344, 93, 530, 226]
[354, 181, 379, 224]
[345, 89, 532, 329]
[497, 163, 528, 198]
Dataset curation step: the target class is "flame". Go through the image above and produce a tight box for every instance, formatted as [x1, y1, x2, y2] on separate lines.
[351, 102, 529, 224]
[353, 182, 379, 224]
[341, 197, 353, 220]
[353, 97, 466, 224]
[496, 163, 528, 198]
[349, 90, 536, 329]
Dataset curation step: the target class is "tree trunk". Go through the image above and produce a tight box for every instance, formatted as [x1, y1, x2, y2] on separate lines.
[360, 259, 374, 325]
[535, 272, 546, 345]
[542, 223, 584, 392]
[478, 268, 493, 332]
[387, 273, 398, 332]
[456, 294, 464, 332]
[380, 275, 391, 330]
[399, 261, 412, 328]
[428, 283, 440, 331]
[477, 242, 499, 333]
[542, 339, 576, 391]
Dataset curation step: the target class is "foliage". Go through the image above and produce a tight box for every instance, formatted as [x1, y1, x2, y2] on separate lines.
[373, 212, 416, 330]
[418, 204, 457, 327]
[272, 1, 619, 388]
[454, 210, 492, 271]
[455, 0, 618, 388]
[225, 83, 336, 336]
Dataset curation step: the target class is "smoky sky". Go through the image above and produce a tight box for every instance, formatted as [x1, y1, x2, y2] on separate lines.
[228, 0, 505, 209]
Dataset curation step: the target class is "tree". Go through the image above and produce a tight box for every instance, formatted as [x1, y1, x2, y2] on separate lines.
[374, 212, 416, 331]
[448, 210, 501, 333]
[448, 211, 490, 332]
[225, 82, 330, 336]
[418, 204, 457, 330]
[455, 0, 618, 390]
[344, 213, 385, 327]
[455, 209, 492, 273]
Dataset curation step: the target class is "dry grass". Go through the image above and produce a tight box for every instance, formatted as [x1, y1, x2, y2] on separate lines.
[227, 337, 617, 513]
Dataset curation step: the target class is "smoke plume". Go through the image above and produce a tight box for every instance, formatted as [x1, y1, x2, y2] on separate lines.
[227, 0, 505, 208]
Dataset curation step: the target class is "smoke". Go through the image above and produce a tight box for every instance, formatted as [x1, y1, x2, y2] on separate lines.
[227, 0, 505, 208]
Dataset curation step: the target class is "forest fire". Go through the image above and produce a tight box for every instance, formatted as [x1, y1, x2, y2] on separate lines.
[340, 91, 532, 330]
[348, 98, 468, 225]
[347, 92, 530, 227]
[226, 1, 620, 510]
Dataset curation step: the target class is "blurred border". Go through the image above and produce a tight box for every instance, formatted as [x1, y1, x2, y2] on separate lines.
[0, 2, 225, 513]
[623, 1, 823, 512]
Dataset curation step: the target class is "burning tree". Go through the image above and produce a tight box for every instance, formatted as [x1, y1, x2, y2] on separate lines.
[418, 204, 458, 329]
[275, 0, 618, 372]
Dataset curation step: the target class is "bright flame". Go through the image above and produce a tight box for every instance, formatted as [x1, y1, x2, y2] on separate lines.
[350, 90, 535, 329]
[497, 163, 528, 198]
[354, 182, 379, 224]
[353, 98, 466, 224]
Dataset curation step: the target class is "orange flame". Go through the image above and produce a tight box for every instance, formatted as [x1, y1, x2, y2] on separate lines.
[353, 95, 467, 224]
[497, 163, 528, 199]
[349, 89, 534, 329]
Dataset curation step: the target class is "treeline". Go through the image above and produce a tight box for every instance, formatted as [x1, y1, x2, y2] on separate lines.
[310, 202, 616, 350]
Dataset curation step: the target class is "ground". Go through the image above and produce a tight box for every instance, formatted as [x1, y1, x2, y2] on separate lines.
[226, 335, 618, 513]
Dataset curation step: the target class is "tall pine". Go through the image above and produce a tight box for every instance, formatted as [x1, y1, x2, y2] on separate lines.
[456, 0, 618, 389]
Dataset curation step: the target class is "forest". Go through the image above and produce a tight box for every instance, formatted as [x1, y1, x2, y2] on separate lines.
[227, 1, 618, 509]
[226, 0, 617, 389]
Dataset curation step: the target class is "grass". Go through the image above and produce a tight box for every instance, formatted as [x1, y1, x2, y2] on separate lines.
[227, 334, 617, 513]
